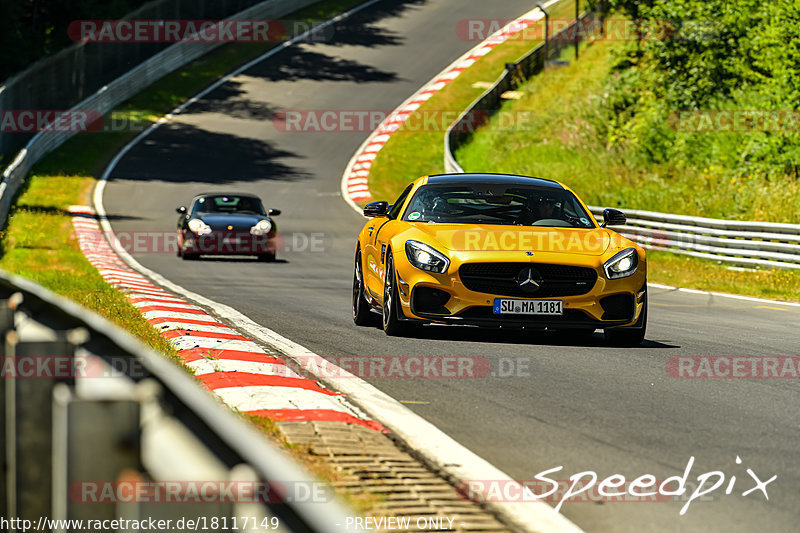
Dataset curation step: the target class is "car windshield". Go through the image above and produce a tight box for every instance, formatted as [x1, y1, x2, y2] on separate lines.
[192, 195, 266, 215]
[402, 184, 596, 228]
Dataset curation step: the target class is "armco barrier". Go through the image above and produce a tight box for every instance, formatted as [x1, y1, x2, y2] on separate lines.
[444, 4, 596, 176]
[442, 6, 800, 270]
[0, 268, 357, 531]
[586, 206, 800, 270]
[0, 0, 317, 226]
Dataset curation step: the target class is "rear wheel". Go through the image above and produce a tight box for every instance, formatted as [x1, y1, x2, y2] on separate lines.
[605, 292, 647, 346]
[257, 253, 276, 262]
[181, 253, 199, 261]
[353, 249, 377, 326]
[382, 252, 412, 336]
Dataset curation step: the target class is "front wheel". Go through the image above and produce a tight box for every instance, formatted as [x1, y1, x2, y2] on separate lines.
[257, 253, 276, 262]
[353, 250, 377, 326]
[604, 292, 647, 346]
[382, 252, 411, 336]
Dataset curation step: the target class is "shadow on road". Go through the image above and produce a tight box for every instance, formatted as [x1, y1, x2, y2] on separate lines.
[109, 123, 311, 184]
[245, 48, 399, 83]
[184, 256, 289, 264]
[189, 81, 279, 120]
[360, 321, 679, 349]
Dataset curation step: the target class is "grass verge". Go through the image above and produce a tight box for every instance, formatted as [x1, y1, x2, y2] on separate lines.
[646, 251, 800, 302]
[0, 0, 366, 352]
[454, 27, 800, 223]
[367, 6, 800, 303]
[0, 0, 385, 493]
[367, 0, 581, 200]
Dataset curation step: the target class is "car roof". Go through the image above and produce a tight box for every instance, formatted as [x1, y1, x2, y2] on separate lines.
[425, 173, 564, 189]
[191, 192, 262, 201]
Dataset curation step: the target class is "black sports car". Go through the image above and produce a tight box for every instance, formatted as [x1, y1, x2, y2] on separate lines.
[176, 193, 281, 261]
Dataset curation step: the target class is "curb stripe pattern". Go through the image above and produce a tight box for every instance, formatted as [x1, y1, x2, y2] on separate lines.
[341, 7, 546, 205]
[68, 205, 384, 432]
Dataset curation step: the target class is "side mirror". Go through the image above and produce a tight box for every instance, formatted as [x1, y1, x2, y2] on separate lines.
[602, 208, 626, 227]
[268, 208, 281, 216]
[176, 206, 187, 214]
[363, 201, 390, 218]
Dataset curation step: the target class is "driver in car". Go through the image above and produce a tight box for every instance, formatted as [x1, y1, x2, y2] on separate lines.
[536, 197, 558, 220]
[517, 196, 559, 225]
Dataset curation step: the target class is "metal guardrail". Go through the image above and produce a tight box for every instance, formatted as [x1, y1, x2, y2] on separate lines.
[0, 268, 357, 532]
[585, 206, 800, 270]
[0, 0, 317, 226]
[444, 0, 591, 176]
[442, 2, 800, 270]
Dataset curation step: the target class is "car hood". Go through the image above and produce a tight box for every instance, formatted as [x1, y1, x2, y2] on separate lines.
[408, 224, 614, 256]
[197, 213, 265, 230]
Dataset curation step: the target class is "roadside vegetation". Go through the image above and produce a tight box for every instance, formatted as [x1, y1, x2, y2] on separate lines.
[457, 0, 800, 223]
[0, 0, 397, 509]
[368, 0, 800, 302]
[367, 0, 580, 200]
[0, 0, 364, 354]
[0, 0, 152, 80]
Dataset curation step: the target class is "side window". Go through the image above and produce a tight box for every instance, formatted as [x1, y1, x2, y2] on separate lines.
[388, 184, 413, 219]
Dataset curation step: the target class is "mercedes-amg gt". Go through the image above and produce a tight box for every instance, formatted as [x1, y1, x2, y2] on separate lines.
[352, 173, 647, 345]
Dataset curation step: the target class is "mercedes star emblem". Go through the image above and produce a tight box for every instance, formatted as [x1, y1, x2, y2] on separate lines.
[516, 267, 542, 293]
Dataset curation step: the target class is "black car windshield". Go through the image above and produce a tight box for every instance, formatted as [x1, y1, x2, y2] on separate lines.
[402, 184, 596, 228]
[192, 195, 266, 215]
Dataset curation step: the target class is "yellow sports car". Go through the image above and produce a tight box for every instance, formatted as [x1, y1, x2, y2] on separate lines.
[352, 173, 647, 345]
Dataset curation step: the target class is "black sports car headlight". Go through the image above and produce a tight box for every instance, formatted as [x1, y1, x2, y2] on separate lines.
[405, 240, 450, 274]
[187, 218, 212, 235]
[250, 219, 273, 235]
[604, 248, 639, 279]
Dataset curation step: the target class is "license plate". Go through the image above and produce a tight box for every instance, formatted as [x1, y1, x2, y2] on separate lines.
[493, 299, 563, 315]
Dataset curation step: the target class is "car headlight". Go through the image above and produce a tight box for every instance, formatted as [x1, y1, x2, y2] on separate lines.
[250, 219, 273, 235]
[405, 240, 450, 274]
[604, 248, 639, 279]
[187, 218, 212, 235]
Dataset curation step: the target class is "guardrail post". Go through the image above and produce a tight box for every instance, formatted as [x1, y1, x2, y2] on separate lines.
[575, 0, 580, 59]
[598, 0, 606, 36]
[5, 332, 74, 531]
[535, 3, 549, 64]
[51, 382, 142, 527]
[0, 295, 18, 521]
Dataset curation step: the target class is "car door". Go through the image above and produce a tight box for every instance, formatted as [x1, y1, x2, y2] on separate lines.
[364, 184, 413, 300]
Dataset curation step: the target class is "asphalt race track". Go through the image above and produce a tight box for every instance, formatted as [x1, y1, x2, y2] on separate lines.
[102, 1, 800, 531]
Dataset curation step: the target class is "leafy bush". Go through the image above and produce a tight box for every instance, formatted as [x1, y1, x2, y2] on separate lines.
[600, 0, 800, 180]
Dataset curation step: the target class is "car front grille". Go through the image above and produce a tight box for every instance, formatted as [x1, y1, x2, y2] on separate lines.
[459, 262, 597, 297]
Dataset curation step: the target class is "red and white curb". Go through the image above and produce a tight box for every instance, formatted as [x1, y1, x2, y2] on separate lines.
[340, 2, 556, 209]
[69, 205, 383, 431]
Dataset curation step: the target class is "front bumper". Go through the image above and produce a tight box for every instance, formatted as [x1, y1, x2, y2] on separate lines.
[394, 251, 646, 329]
[179, 230, 278, 255]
